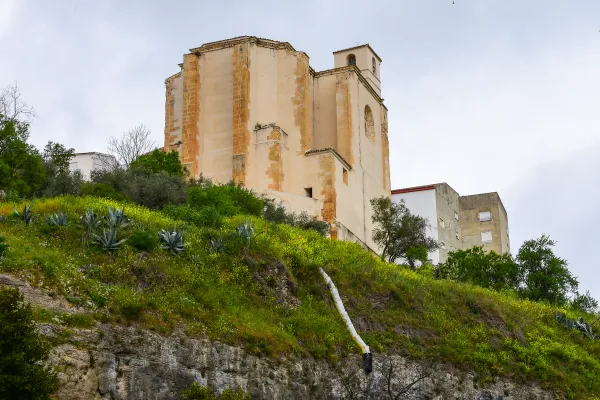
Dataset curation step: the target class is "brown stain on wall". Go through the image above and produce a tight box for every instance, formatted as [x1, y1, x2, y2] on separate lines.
[293, 53, 311, 154]
[232, 42, 251, 185]
[163, 73, 181, 152]
[364, 105, 375, 143]
[381, 107, 390, 192]
[335, 73, 353, 166]
[267, 128, 283, 191]
[318, 154, 337, 239]
[181, 55, 200, 177]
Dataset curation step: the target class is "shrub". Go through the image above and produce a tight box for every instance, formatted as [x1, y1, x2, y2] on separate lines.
[187, 183, 263, 217]
[263, 199, 329, 236]
[182, 383, 250, 400]
[0, 287, 58, 399]
[129, 230, 157, 252]
[89, 168, 187, 209]
[42, 170, 84, 197]
[162, 204, 224, 228]
[81, 182, 126, 201]
[0, 235, 8, 258]
[130, 149, 187, 176]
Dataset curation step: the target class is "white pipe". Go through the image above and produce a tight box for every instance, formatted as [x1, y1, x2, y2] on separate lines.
[319, 267, 370, 354]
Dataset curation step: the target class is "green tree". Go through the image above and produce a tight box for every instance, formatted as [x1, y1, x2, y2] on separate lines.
[517, 235, 578, 306]
[40, 141, 81, 197]
[571, 290, 598, 314]
[0, 118, 45, 198]
[436, 246, 521, 291]
[130, 149, 186, 176]
[0, 287, 58, 399]
[370, 197, 438, 266]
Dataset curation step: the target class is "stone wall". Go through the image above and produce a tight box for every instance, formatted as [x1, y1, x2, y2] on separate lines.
[45, 324, 554, 400]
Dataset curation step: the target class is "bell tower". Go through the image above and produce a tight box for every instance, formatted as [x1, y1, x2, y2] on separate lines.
[333, 44, 382, 95]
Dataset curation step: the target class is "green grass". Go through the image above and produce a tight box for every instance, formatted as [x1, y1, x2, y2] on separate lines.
[1, 196, 599, 398]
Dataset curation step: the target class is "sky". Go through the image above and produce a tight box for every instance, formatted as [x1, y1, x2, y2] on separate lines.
[1, 0, 599, 299]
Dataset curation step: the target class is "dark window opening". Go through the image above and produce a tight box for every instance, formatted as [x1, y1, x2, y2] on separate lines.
[305, 187, 313, 198]
[347, 54, 356, 66]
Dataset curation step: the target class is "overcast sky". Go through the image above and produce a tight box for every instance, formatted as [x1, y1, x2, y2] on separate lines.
[1, 0, 599, 299]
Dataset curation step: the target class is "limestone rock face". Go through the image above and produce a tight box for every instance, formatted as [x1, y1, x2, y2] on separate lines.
[2, 274, 555, 399]
[43, 324, 554, 400]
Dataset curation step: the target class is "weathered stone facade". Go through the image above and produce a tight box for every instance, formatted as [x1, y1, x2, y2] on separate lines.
[164, 36, 391, 252]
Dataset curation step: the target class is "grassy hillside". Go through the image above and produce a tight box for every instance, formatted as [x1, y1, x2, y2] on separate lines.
[1, 196, 599, 398]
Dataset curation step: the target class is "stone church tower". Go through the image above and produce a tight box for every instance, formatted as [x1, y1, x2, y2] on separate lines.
[164, 36, 390, 251]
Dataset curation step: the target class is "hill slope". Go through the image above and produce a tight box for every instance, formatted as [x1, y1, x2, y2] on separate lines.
[1, 196, 599, 398]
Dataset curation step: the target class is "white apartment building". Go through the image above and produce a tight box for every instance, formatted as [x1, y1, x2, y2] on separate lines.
[391, 183, 510, 265]
[69, 152, 117, 180]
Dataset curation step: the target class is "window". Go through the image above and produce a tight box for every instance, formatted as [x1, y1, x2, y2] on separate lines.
[304, 187, 313, 198]
[454, 211, 459, 220]
[481, 231, 492, 243]
[347, 54, 356, 66]
[342, 168, 348, 185]
[372, 57, 376, 74]
[478, 211, 492, 222]
[440, 240, 446, 249]
[364, 105, 375, 140]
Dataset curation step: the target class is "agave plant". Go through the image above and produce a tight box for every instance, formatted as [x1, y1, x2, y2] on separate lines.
[93, 227, 127, 252]
[159, 229, 185, 255]
[106, 206, 130, 229]
[81, 208, 102, 231]
[555, 311, 596, 341]
[236, 220, 255, 242]
[13, 203, 34, 225]
[47, 211, 69, 227]
[208, 237, 224, 253]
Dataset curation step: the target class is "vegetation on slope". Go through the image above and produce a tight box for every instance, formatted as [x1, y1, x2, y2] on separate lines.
[1, 196, 599, 398]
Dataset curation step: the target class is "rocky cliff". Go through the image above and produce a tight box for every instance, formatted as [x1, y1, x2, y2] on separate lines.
[2, 274, 555, 400]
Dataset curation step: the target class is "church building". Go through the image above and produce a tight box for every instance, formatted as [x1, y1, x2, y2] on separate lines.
[164, 36, 390, 251]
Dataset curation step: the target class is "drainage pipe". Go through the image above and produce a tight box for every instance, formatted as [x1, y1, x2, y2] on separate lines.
[319, 267, 372, 373]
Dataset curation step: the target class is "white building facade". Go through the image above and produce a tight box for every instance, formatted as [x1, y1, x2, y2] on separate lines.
[69, 152, 116, 181]
[391, 183, 510, 265]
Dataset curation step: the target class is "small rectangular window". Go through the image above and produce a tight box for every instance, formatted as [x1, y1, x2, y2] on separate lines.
[440, 240, 446, 249]
[478, 211, 492, 222]
[342, 168, 348, 185]
[481, 231, 492, 243]
[454, 212, 459, 220]
[304, 188, 313, 198]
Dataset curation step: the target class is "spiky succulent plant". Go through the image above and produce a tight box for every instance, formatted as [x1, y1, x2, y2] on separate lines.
[92, 227, 127, 252]
[236, 220, 255, 242]
[159, 229, 185, 255]
[81, 208, 102, 231]
[106, 206, 130, 229]
[208, 237, 224, 253]
[13, 203, 34, 225]
[47, 211, 69, 227]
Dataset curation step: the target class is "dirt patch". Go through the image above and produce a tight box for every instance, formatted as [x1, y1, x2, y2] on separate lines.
[246, 258, 300, 308]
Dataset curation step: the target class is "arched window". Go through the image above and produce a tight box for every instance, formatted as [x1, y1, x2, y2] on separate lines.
[364, 105, 375, 141]
[372, 57, 376, 74]
[347, 54, 356, 66]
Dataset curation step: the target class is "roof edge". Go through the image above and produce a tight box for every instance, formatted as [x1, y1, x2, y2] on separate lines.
[391, 184, 438, 195]
[333, 43, 382, 62]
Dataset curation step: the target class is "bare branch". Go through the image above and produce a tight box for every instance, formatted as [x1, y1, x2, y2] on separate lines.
[106, 124, 156, 168]
[382, 358, 434, 400]
[0, 82, 35, 121]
